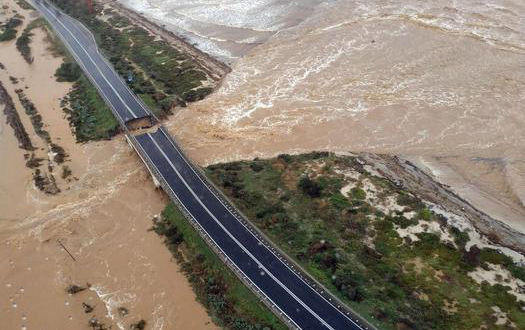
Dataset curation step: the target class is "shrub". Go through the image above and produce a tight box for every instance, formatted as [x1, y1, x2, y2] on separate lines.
[277, 153, 293, 163]
[329, 192, 350, 209]
[418, 208, 432, 220]
[0, 27, 17, 41]
[61, 165, 72, 179]
[5, 17, 23, 29]
[16, 29, 33, 63]
[298, 176, 322, 198]
[350, 187, 366, 200]
[55, 62, 82, 82]
[250, 162, 264, 172]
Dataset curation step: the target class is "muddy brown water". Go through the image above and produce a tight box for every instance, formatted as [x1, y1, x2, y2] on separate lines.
[161, 0, 525, 236]
[0, 1, 216, 329]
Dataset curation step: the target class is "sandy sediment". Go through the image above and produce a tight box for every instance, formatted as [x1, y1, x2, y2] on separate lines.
[357, 153, 525, 255]
[0, 0, 217, 329]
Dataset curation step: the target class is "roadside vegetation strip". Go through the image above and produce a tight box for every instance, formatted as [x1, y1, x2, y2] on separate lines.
[15, 0, 34, 10]
[23, 13, 120, 141]
[154, 203, 287, 330]
[204, 152, 525, 330]
[50, 0, 215, 117]
[60, 75, 120, 142]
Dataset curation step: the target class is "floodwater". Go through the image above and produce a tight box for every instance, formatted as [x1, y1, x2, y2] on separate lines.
[150, 0, 525, 234]
[0, 1, 216, 329]
[118, 0, 326, 63]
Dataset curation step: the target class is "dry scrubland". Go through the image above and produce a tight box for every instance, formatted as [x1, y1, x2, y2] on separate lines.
[156, 152, 525, 330]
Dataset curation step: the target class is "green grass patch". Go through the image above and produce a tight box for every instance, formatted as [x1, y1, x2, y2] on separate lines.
[156, 203, 286, 330]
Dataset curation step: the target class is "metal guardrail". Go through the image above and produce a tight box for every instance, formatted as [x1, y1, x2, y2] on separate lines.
[158, 127, 377, 330]
[34, 1, 378, 329]
[127, 132, 300, 330]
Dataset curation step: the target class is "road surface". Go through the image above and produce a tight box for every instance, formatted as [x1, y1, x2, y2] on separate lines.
[33, 1, 373, 329]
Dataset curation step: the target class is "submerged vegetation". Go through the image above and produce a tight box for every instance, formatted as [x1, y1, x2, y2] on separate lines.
[202, 152, 525, 330]
[0, 16, 23, 42]
[50, 0, 214, 117]
[55, 62, 82, 82]
[154, 206, 286, 330]
[15, 26, 33, 63]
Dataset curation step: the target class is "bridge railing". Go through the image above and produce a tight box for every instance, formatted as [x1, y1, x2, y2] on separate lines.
[157, 126, 377, 330]
[35, 1, 377, 328]
[127, 132, 301, 330]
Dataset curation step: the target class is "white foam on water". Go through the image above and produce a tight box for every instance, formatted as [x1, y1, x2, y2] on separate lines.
[118, 0, 326, 62]
[90, 285, 136, 330]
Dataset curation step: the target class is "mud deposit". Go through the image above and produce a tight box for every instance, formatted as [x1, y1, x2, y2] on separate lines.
[0, 1, 216, 329]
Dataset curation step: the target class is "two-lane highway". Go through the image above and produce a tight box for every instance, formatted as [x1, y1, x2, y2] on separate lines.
[33, 1, 373, 329]
[135, 130, 365, 329]
[34, 0, 150, 123]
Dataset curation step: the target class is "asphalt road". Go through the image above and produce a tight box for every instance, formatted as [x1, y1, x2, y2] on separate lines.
[33, 0, 149, 123]
[33, 1, 371, 329]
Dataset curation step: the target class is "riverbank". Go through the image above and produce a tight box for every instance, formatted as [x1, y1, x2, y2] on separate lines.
[202, 152, 525, 330]
[0, 0, 218, 329]
[50, 0, 227, 118]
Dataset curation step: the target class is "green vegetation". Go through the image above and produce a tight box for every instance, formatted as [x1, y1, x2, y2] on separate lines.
[55, 62, 81, 82]
[61, 75, 119, 142]
[204, 152, 525, 330]
[50, 0, 213, 117]
[16, 26, 33, 63]
[15, 89, 50, 142]
[0, 17, 23, 41]
[15, 18, 50, 63]
[15, 0, 34, 10]
[155, 204, 286, 330]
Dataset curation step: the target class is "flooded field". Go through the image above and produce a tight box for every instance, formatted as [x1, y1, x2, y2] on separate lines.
[0, 1, 215, 329]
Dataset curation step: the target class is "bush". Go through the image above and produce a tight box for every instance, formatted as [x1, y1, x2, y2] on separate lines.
[351, 187, 366, 200]
[418, 209, 432, 220]
[329, 192, 350, 209]
[5, 17, 23, 29]
[16, 29, 33, 63]
[55, 62, 82, 82]
[182, 87, 212, 102]
[277, 154, 293, 163]
[298, 176, 322, 198]
[0, 27, 17, 41]
[250, 162, 264, 172]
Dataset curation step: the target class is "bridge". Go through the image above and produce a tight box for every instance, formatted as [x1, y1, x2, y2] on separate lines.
[32, 1, 376, 329]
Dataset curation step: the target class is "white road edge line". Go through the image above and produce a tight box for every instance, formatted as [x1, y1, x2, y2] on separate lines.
[38, 3, 139, 119]
[146, 133, 336, 330]
[130, 135, 301, 330]
[161, 129, 364, 328]
[38, 1, 365, 328]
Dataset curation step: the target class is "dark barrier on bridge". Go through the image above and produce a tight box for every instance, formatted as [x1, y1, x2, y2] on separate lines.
[35, 1, 377, 328]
